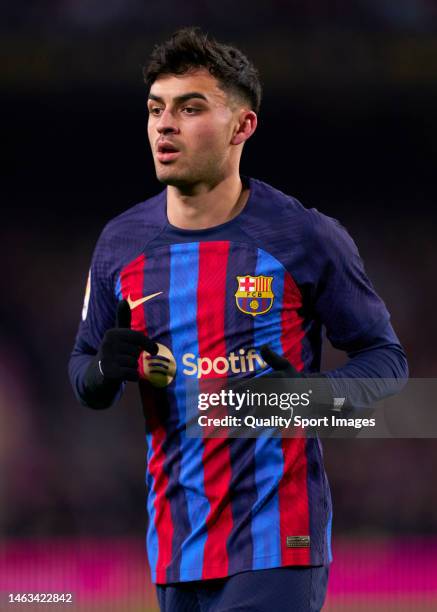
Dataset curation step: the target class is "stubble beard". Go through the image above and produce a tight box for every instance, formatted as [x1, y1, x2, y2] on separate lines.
[155, 155, 225, 191]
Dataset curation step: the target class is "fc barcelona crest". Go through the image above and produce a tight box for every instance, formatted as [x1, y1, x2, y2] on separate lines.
[235, 275, 274, 317]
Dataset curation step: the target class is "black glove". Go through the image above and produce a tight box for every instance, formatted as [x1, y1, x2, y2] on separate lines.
[261, 346, 365, 439]
[259, 345, 335, 418]
[82, 300, 158, 408]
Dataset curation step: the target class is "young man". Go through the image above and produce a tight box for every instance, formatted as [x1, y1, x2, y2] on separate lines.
[69, 28, 408, 611]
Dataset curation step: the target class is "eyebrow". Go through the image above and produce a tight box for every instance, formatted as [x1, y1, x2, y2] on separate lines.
[148, 92, 209, 104]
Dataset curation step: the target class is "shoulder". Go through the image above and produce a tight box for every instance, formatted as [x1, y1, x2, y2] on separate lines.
[244, 177, 351, 246]
[250, 177, 346, 230]
[248, 177, 308, 217]
[102, 190, 166, 244]
[240, 178, 361, 285]
[308, 208, 359, 259]
[93, 190, 167, 266]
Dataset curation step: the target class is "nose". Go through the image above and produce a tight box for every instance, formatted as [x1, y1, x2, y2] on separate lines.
[156, 109, 180, 135]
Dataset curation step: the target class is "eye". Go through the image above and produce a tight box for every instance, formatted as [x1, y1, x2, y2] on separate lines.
[149, 106, 163, 116]
[182, 106, 199, 114]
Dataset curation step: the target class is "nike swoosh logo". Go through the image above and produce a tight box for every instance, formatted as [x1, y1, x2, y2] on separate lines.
[127, 292, 162, 310]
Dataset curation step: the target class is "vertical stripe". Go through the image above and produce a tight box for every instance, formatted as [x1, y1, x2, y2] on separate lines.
[119, 251, 184, 584]
[252, 249, 284, 568]
[279, 271, 310, 565]
[141, 386, 165, 582]
[141, 246, 191, 583]
[119, 255, 169, 580]
[168, 242, 209, 581]
[140, 251, 175, 583]
[326, 509, 333, 563]
[119, 254, 145, 331]
[114, 276, 122, 300]
[197, 241, 233, 580]
[224, 244, 258, 575]
[280, 271, 306, 369]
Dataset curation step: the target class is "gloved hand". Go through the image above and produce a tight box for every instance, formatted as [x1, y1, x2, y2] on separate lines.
[82, 299, 158, 408]
[257, 344, 336, 418]
[259, 345, 304, 380]
[95, 299, 158, 382]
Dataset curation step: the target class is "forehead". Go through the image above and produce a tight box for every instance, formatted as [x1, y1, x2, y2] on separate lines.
[149, 69, 229, 104]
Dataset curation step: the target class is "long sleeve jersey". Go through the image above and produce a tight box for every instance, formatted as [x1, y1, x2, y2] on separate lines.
[69, 176, 407, 584]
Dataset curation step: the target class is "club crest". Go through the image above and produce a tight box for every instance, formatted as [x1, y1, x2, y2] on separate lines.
[235, 275, 274, 316]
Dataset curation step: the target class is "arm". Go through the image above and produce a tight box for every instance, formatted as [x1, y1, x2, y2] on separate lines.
[255, 206, 408, 414]
[310, 211, 408, 410]
[68, 226, 120, 409]
[68, 334, 121, 409]
[68, 227, 156, 410]
[325, 318, 408, 411]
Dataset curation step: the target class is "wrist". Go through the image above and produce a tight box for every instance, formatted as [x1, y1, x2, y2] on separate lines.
[81, 354, 122, 409]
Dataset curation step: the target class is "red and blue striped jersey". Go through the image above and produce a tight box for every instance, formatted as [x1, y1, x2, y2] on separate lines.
[71, 177, 390, 583]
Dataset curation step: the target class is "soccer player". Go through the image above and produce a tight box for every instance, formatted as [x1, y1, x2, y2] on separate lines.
[69, 28, 408, 611]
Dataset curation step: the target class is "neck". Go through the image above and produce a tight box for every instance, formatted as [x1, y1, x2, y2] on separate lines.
[166, 173, 249, 230]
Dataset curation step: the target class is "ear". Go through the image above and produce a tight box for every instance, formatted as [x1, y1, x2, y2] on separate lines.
[231, 110, 257, 146]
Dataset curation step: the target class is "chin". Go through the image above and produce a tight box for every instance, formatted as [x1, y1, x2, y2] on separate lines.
[156, 168, 196, 188]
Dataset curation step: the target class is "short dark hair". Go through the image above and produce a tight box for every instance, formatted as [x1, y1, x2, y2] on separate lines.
[143, 27, 262, 113]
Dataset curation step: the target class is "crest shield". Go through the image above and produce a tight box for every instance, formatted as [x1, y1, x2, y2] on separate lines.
[235, 275, 274, 316]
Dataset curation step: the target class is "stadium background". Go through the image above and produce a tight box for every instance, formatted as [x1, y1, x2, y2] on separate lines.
[1, 1, 437, 610]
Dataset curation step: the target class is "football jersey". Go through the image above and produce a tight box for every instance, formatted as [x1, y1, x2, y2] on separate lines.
[70, 177, 390, 584]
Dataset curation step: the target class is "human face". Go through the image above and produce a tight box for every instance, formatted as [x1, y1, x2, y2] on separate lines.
[147, 69, 242, 189]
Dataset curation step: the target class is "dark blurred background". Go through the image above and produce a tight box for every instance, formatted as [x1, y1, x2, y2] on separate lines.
[1, 0, 437, 568]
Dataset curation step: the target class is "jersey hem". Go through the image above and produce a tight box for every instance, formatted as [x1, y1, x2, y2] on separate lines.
[152, 552, 331, 585]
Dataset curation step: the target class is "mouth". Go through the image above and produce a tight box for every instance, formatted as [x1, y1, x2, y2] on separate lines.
[156, 141, 181, 163]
